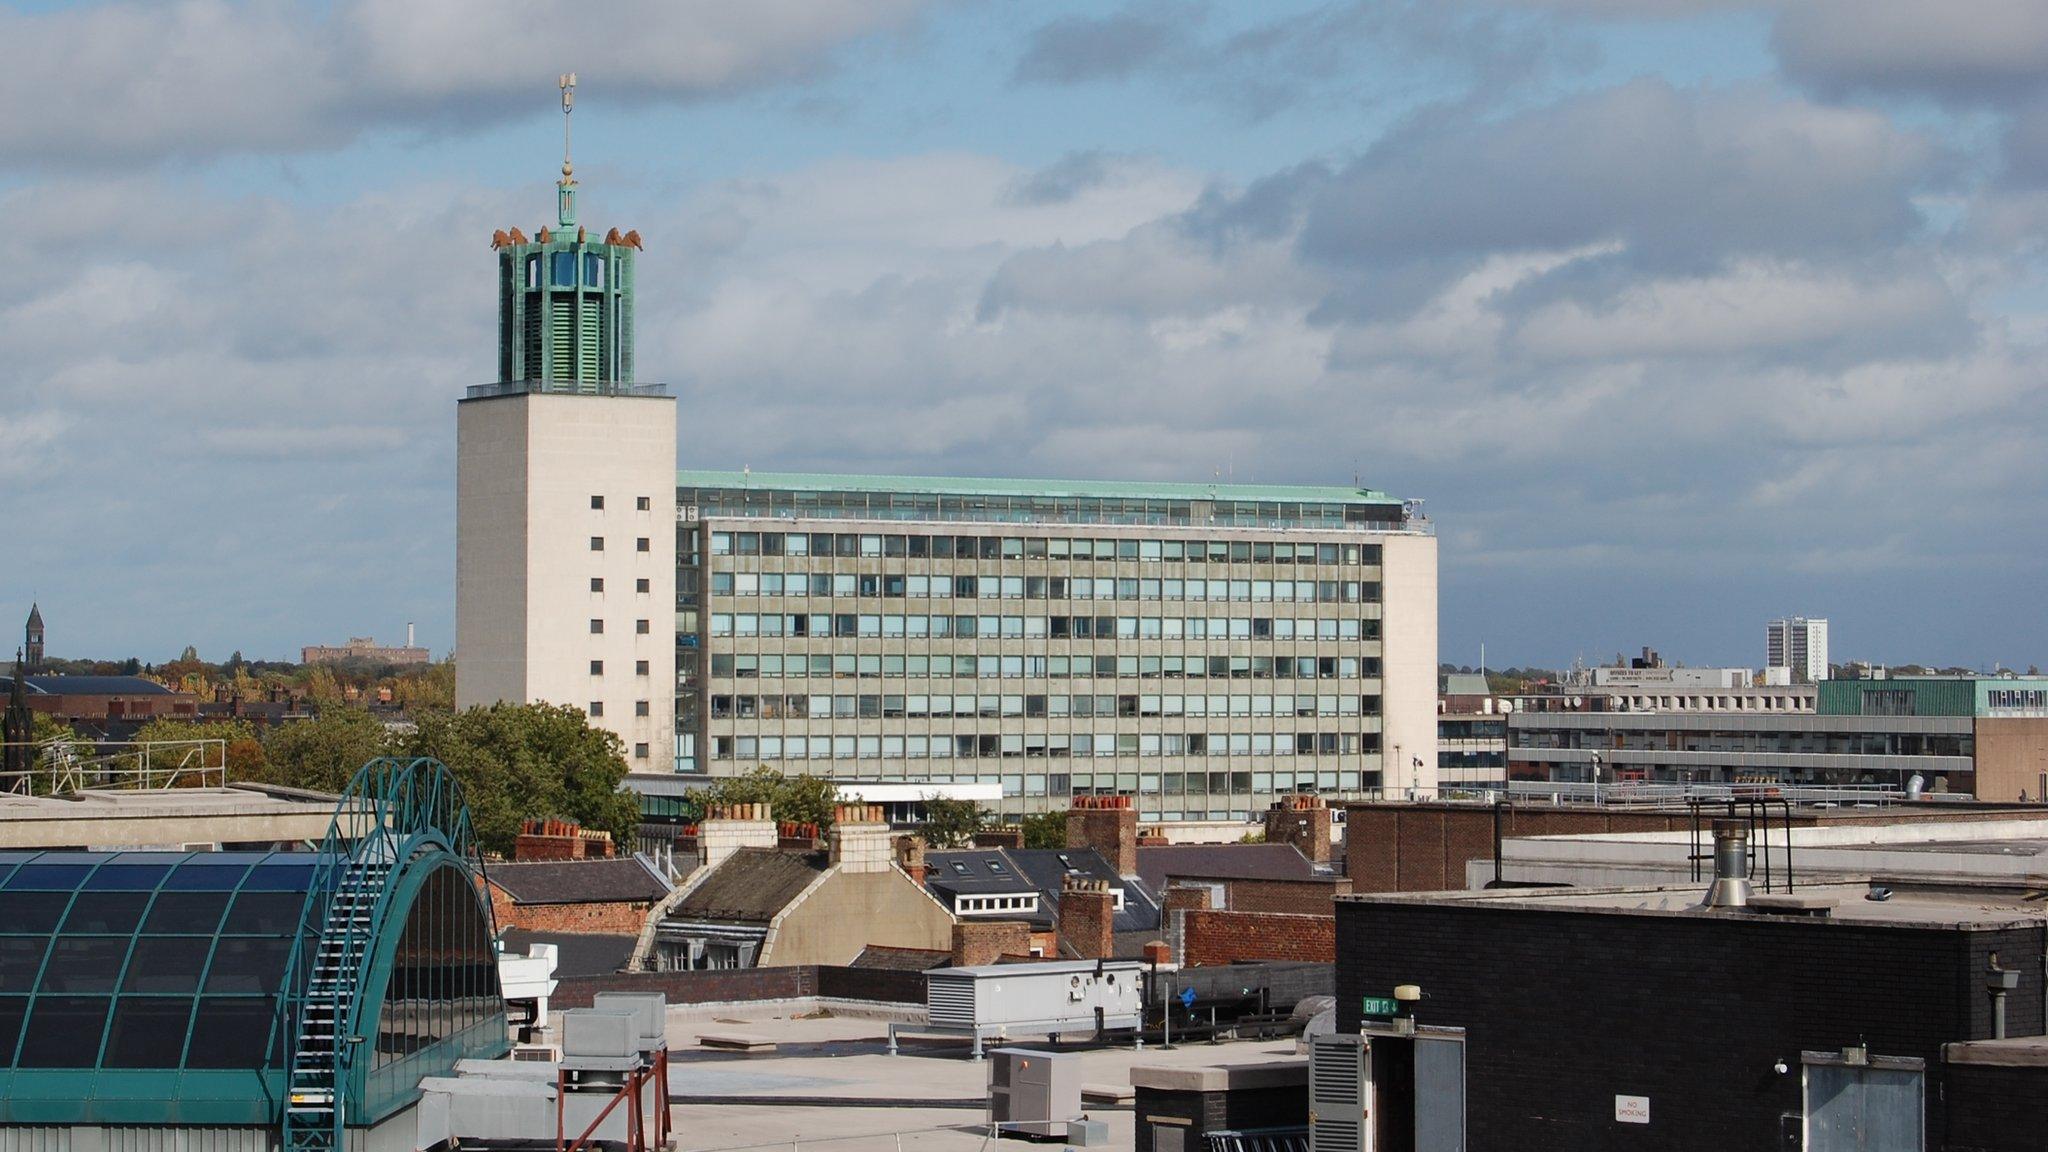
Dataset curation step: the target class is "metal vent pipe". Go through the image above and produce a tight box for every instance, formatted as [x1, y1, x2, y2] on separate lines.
[1703, 820, 1751, 909]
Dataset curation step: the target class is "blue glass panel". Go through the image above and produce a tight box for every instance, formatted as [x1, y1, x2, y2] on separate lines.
[551, 251, 576, 286]
[103, 996, 194, 1068]
[221, 891, 303, 935]
[5, 864, 94, 889]
[17, 995, 111, 1067]
[239, 861, 316, 891]
[204, 938, 293, 994]
[85, 864, 172, 890]
[160, 862, 253, 891]
[124, 937, 212, 992]
[583, 252, 603, 287]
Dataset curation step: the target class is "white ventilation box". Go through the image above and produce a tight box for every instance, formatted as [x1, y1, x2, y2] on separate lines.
[989, 1047, 1082, 1138]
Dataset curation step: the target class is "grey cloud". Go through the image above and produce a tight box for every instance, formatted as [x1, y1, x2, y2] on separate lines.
[1011, 8, 1193, 85]
[1003, 151, 1135, 207]
[0, 0, 935, 166]
[1773, 0, 2048, 106]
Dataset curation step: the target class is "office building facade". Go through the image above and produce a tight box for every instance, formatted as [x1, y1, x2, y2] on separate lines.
[672, 474, 1438, 819]
[1766, 615, 1829, 683]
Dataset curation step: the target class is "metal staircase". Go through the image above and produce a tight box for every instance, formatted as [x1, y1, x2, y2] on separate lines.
[277, 758, 491, 1152]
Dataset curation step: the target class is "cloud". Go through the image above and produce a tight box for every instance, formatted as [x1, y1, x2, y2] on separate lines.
[1773, 0, 2048, 106]
[1011, 7, 1192, 85]
[0, 0, 936, 166]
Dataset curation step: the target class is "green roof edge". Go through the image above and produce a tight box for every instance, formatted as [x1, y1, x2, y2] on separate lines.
[674, 469, 1403, 505]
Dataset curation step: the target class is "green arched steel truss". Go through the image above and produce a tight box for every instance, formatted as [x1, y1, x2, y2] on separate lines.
[278, 757, 506, 1152]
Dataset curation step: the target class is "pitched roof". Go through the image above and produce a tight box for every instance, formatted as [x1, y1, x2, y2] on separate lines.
[1137, 843, 1336, 891]
[672, 848, 827, 924]
[489, 857, 670, 905]
[1, 675, 172, 697]
[499, 929, 637, 978]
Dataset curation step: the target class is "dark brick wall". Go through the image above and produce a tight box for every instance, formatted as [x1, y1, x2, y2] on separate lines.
[1135, 1086, 1308, 1152]
[1941, 1062, 2048, 1152]
[1335, 900, 2046, 1152]
[552, 964, 927, 1009]
[1184, 910, 1334, 965]
[1224, 878, 1351, 915]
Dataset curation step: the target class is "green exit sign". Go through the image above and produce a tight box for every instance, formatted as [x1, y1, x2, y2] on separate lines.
[1361, 997, 1399, 1018]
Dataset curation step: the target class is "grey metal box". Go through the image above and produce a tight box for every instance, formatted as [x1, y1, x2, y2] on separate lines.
[989, 1047, 1082, 1138]
[591, 992, 668, 1051]
[561, 1009, 637, 1060]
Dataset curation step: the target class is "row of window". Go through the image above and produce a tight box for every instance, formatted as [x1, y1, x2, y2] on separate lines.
[588, 701, 654, 718]
[590, 618, 654, 635]
[710, 531, 1383, 565]
[591, 537, 653, 552]
[590, 495, 654, 511]
[954, 895, 1040, 914]
[587, 660, 653, 676]
[708, 572, 1379, 604]
[705, 653, 1381, 680]
[710, 693, 1380, 719]
[590, 578, 654, 593]
[707, 614, 1382, 640]
[711, 730, 1383, 760]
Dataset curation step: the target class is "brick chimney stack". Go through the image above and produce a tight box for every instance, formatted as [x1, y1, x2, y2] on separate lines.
[1265, 794, 1333, 864]
[1067, 795, 1138, 877]
[514, 818, 611, 861]
[830, 803, 892, 873]
[893, 833, 928, 886]
[700, 802, 777, 871]
[1059, 876, 1115, 960]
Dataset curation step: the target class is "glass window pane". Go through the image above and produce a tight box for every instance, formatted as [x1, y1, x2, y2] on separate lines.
[161, 862, 254, 891]
[44, 937, 131, 993]
[123, 937, 214, 993]
[142, 890, 231, 934]
[185, 997, 275, 1069]
[205, 938, 295, 994]
[61, 892, 152, 935]
[0, 892, 70, 934]
[17, 995, 111, 1067]
[84, 864, 173, 891]
[222, 891, 305, 935]
[0, 997, 23, 1063]
[0, 937, 51, 993]
[4, 864, 94, 889]
[103, 996, 195, 1068]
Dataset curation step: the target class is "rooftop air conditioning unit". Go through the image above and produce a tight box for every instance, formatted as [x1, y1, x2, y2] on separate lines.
[1309, 1034, 1368, 1152]
[511, 1043, 561, 1062]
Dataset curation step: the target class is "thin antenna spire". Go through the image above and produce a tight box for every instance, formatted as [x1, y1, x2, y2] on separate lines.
[560, 72, 576, 181]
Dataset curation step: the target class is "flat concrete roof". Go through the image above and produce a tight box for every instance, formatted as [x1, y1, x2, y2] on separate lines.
[648, 1004, 1309, 1150]
[1344, 881, 2048, 931]
[0, 784, 336, 849]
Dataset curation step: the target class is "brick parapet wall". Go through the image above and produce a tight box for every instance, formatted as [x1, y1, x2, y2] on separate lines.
[952, 920, 1033, 966]
[487, 882, 653, 936]
[1183, 910, 1335, 965]
[1224, 878, 1351, 916]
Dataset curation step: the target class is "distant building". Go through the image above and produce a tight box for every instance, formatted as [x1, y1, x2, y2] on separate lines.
[0, 673, 198, 724]
[1437, 672, 1508, 790]
[22, 603, 43, 673]
[1767, 615, 1829, 683]
[300, 633, 431, 666]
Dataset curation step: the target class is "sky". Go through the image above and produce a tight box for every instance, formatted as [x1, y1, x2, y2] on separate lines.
[1, 0, 2045, 672]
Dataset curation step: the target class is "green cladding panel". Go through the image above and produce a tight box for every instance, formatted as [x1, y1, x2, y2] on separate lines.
[495, 231, 636, 388]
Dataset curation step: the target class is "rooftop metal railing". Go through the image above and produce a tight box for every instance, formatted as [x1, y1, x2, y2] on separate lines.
[0, 737, 227, 795]
[463, 380, 672, 400]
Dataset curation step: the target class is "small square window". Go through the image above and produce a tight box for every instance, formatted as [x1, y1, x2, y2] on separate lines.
[590, 619, 604, 634]
[636, 578, 650, 593]
[590, 537, 604, 551]
[635, 619, 650, 635]
[634, 743, 650, 759]
[589, 701, 604, 717]
[635, 660, 650, 675]
[636, 537, 650, 552]
[635, 700, 650, 717]
[590, 495, 604, 510]
[637, 496, 651, 511]
[590, 577, 604, 593]
[589, 660, 604, 676]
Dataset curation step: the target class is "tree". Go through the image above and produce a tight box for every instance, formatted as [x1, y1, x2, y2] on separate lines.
[130, 717, 263, 785]
[918, 796, 992, 848]
[301, 665, 343, 705]
[1019, 809, 1068, 850]
[691, 767, 840, 830]
[399, 703, 639, 857]
[260, 707, 394, 793]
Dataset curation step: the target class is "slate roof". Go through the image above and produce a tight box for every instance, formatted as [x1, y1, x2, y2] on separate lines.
[1, 674, 173, 696]
[927, 846, 1162, 935]
[489, 857, 671, 905]
[500, 929, 636, 978]
[672, 848, 828, 925]
[849, 945, 953, 971]
[1136, 844, 1338, 892]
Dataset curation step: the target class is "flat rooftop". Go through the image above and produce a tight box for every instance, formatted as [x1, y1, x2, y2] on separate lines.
[0, 784, 337, 849]
[678, 469, 1401, 505]
[1346, 881, 2048, 931]
[642, 1004, 1308, 1151]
